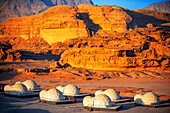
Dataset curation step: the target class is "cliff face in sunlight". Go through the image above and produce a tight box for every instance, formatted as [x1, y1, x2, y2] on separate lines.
[59, 25, 170, 70]
[0, 5, 133, 44]
[0, 5, 89, 45]
[77, 5, 132, 33]
[0, 4, 170, 70]
[1, 4, 169, 45]
[0, 0, 94, 22]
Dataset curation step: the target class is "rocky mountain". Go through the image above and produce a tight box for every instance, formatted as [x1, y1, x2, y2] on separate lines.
[0, 5, 133, 45]
[144, 1, 170, 13]
[0, 4, 170, 70]
[0, 0, 93, 22]
[0, 4, 169, 45]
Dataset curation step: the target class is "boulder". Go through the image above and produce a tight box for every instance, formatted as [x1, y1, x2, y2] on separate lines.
[0, 48, 5, 61]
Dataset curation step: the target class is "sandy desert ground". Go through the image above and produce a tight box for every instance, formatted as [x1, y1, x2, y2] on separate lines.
[0, 60, 170, 113]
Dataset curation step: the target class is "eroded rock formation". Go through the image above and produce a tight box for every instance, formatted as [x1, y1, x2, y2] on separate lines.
[77, 4, 132, 33]
[0, 4, 170, 70]
[1, 5, 169, 45]
[59, 25, 170, 70]
[0, 5, 134, 45]
[0, 0, 94, 22]
[0, 43, 22, 62]
[0, 5, 89, 45]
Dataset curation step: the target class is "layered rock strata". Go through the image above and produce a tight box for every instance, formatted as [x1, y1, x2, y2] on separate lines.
[59, 25, 170, 70]
[0, 0, 94, 22]
[0, 5, 89, 45]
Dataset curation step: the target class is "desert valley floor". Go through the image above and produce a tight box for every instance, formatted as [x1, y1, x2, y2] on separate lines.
[0, 60, 170, 113]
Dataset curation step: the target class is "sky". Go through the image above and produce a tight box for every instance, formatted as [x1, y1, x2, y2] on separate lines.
[92, 0, 167, 10]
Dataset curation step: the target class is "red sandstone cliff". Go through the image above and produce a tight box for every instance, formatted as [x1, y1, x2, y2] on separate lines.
[0, 5, 170, 70]
[0, 0, 94, 22]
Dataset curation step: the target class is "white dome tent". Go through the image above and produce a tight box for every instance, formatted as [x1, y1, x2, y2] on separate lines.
[95, 89, 120, 101]
[56, 85, 64, 93]
[40, 89, 64, 102]
[4, 83, 28, 96]
[17, 80, 40, 91]
[83, 94, 113, 108]
[134, 92, 160, 105]
[63, 84, 80, 96]
[93, 94, 113, 108]
[83, 96, 93, 107]
[56, 84, 90, 98]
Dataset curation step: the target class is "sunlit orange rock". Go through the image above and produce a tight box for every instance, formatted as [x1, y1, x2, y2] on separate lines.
[0, 5, 89, 45]
[77, 4, 132, 33]
[0, 4, 169, 70]
[59, 25, 169, 70]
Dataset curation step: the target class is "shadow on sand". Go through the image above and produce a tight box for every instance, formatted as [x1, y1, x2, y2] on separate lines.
[0, 69, 20, 81]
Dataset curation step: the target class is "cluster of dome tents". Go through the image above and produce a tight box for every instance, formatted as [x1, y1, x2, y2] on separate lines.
[134, 92, 160, 105]
[4, 80, 40, 96]
[3, 80, 161, 109]
[83, 90, 160, 108]
[40, 84, 81, 102]
[56, 84, 80, 96]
